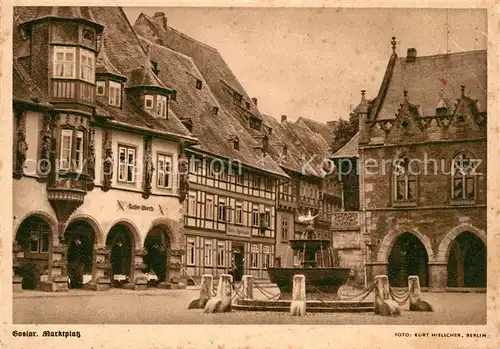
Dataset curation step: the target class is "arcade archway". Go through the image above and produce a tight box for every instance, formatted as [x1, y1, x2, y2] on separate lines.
[447, 231, 486, 288]
[388, 232, 429, 287]
[64, 220, 96, 289]
[106, 224, 135, 286]
[143, 225, 171, 286]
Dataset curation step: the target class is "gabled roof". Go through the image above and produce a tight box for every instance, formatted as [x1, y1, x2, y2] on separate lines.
[331, 132, 359, 159]
[373, 50, 486, 120]
[95, 34, 127, 80]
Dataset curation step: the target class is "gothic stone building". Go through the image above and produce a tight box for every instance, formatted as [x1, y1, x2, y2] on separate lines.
[336, 39, 487, 290]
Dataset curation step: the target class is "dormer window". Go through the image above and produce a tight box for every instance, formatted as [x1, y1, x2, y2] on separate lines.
[234, 138, 240, 150]
[157, 95, 167, 118]
[109, 81, 121, 107]
[80, 49, 95, 83]
[53, 46, 76, 78]
[212, 107, 219, 115]
[196, 79, 203, 90]
[96, 81, 105, 96]
[262, 135, 269, 151]
[144, 95, 154, 109]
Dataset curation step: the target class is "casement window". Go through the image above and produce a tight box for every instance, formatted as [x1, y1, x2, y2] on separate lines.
[156, 95, 167, 118]
[452, 153, 476, 200]
[393, 157, 417, 202]
[204, 240, 213, 267]
[235, 201, 243, 224]
[265, 178, 273, 191]
[53, 46, 76, 78]
[59, 129, 73, 171]
[144, 95, 154, 109]
[196, 79, 203, 90]
[217, 241, 225, 267]
[206, 195, 214, 220]
[281, 218, 289, 241]
[118, 146, 136, 183]
[157, 154, 172, 188]
[80, 48, 95, 83]
[74, 131, 84, 172]
[262, 246, 272, 269]
[28, 223, 50, 253]
[236, 172, 244, 184]
[252, 206, 260, 226]
[188, 191, 196, 216]
[109, 81, 121, 107]
[96, 81, 105, 96]
[250, 245, 259, 269]
[218, 198, 227, 222]
[187, 238, 195, 265]
[252, 175, 261, 189]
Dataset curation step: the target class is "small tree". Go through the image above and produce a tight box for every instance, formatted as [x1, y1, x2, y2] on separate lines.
[331, 112, 359, 153]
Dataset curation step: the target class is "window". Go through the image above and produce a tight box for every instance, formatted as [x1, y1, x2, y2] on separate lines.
[217, 241, 225, 267]
[144, 95, 154, 109]
[265, 178, 273, 191]
[233, 138, 239, 150]
[250, 245, 259, 269]
[206, 195, 214, 220]
[28, 223, 50, 253]
[218, 198, 227, 221]
[452, 153, 475, 200]
[53, 46, 76, 78]
[188, 191, 196, 216]
[235, 201, 243, 224]
[213, 107, 219, 115]
[252, 206, 260, 226]
[204, 240, 213, 266]
[157, 95, 167, 118]
[196, 79, 203, 90]
[187, 238, 195, 265]
[96, 81, 105, 96]
[109, 81, 121, 106]
[74, 131, 84, 172]
[281, 218, 289, 241]
[80, 49, 95, 83]
[236, 172, 243, 184]
[157, 154, 172, 188]
[170, 90, 177, 101]
[263, 246, 271, 269]
[59, 129, 73, 171]
[393, 157, 417, 202]
[118, 146, 136, 183]
[252, 175, 261, 189]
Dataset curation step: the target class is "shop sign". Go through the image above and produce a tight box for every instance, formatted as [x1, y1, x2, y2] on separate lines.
[117, 200, 155, 212]
[227, 224, 251, 237]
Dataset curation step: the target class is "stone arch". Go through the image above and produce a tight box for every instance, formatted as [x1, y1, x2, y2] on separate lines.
[436, 223, 486, 262]
[145, 217, 181, 248]
[65, 214, 105, 246]
[376, 227, 434, 263]
[106, 218, 142, 248]
[14, 211, 58, 240]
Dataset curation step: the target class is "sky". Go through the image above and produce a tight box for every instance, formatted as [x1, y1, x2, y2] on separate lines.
[123, 7, 487, 124]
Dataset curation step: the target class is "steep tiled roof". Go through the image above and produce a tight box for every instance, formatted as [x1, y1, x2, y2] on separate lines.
[331, 132, 359, 158]
[374, 50, 486, 120]
[295, 117, 335, 145]
[13, 60, 52, 108]
[138, 36, 287, 177]
[95, 35, 126, 80]
[20, 6, 103, 32]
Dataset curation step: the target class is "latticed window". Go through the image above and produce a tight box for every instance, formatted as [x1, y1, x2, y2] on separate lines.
[393, 157, 417, 202]
[452, 153, 475, 200]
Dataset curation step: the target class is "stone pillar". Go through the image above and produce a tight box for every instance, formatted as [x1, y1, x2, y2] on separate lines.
[374, 275, 400, 316]
[159, 248, 186, 290]
[428, 262, 447, 292]
[290, 274, 306, 316]
[366, 262, 387, 284]
[39, 243, 68, 292]
[204, 274, 232, 313]
[242, 275, 254, 299]
[124, 248, 148, 290]
[408, 275, 433, 311]
[12, 242, 24, 292]
[188, 274, 213, 309]
[84, 246, 111, 291]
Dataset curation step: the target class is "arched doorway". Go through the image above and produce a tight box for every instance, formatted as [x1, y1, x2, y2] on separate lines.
[64, 221, 95, 289]
[14, 215, 52, 289]
[106, 224, 134, 287]
[143, 226, 170, 286]
[388, 233, 429, 287]
[447, 231, 486, 288]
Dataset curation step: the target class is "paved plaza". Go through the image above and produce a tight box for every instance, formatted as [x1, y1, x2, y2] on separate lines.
[13, 286, 486, 325]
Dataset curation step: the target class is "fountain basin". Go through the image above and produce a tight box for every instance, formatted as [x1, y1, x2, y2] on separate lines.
[267, 267, 351, 294]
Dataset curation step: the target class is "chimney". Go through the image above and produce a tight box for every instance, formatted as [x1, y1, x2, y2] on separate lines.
[281, 115, 287, 123]
[406, 48, 417, 62]
[251, 97, 258, 106]
[153, 12, 168, 30]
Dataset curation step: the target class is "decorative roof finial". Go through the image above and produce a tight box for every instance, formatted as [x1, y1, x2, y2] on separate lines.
[361, 90, 366, 96]
[403, 90, 408, 99]
[460, 85, 465, 97]
[391, 37, 397, 53]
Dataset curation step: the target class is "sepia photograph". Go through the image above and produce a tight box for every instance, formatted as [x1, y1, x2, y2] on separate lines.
[3, 2, 498, 348]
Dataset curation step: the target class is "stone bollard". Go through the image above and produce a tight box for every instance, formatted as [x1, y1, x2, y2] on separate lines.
[204, 274, 232, 313]
[188, 274, 213, 309]
[374, 275, 400, 316]
[290, 274, 306, 316]
[408, 276, 433, 312]
[242, 275, 254, 300]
